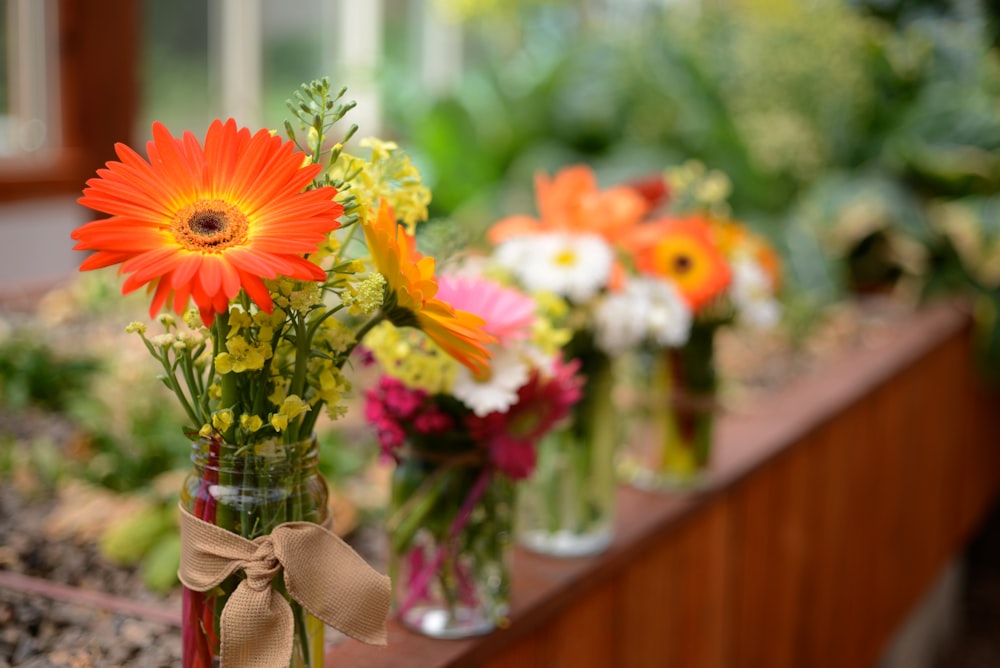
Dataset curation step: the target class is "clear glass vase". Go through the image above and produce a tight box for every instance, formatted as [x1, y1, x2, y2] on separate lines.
[619, 321, 719, 491]
[517, 343, 617, 557]
[180, 436, 328, 668]
[388, 453, 513, 639]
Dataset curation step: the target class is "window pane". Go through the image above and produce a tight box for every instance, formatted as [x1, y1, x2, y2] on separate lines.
[0, 0, 58, 157]
[261, 0, 326, 129]
[138, 0, 214, 138]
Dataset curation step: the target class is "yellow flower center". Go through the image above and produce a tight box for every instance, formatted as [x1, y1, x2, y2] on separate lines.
[173, 199, 249, 252]
[554, 249, 578, 266]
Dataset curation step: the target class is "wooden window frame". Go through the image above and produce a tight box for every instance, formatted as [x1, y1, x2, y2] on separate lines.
[0, 0, 138, 202]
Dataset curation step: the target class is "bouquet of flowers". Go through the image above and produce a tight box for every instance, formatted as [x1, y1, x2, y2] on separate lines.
[363, 272, 582, 638]
[69, 79, 492, 668]
[483, 165, 693, 553]
[484, 161, 781, 499]
[615, 161, 783, 487]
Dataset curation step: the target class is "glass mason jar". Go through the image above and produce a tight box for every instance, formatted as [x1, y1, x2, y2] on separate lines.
[619, 321, 719, 490]
[180, 436, 328, 668]
[517, 339, 617, 557]
[388, 452, 513, 639]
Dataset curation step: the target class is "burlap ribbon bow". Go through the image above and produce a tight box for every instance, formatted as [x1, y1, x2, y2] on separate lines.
[178, 505, 390, 668]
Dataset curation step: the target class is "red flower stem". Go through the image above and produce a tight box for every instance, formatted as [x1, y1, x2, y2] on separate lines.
[184, 439, 220, 667]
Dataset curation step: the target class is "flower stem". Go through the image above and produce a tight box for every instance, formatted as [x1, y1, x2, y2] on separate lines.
[140, 334, 201, 429]
[342, 309, 387, 360]
[398, 468, 491, 616]
[286, 314, 310, 444]
[214, 311, 238, 442]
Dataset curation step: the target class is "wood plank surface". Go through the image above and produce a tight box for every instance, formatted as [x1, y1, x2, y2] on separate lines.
[327, 302, 1000, 667]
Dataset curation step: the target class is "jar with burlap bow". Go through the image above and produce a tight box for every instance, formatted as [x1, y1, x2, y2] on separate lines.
[179, 435, 389, 668]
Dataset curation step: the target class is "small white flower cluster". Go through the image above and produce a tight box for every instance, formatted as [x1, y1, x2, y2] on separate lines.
[729, 254, 781, 329]
[493, 231, 698, 357]
[593, 277, 693, 355]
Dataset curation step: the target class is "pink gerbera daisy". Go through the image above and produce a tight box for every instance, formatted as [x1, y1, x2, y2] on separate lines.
[436, 275, 536, 347]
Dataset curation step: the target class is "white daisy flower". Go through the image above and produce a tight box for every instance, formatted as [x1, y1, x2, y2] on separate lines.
[495, 232, 613, 303]
[451, 346, 531, 417]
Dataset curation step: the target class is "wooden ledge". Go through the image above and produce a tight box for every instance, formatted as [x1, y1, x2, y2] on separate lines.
[329, 300, 999, 667]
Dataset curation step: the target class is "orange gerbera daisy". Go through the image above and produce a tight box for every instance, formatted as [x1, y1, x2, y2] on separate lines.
[487, 164, 648, 246]
[72, 119, 343, 326]
[623, 217, 732, 312]
[363, 200, 494, 375]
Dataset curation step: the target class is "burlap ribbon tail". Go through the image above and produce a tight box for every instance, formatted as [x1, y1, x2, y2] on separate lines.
[178, 505, 390, 668]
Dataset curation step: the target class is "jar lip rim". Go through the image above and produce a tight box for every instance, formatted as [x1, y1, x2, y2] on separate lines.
[190, 437, 321, 465]
[194, 434, 318, 447]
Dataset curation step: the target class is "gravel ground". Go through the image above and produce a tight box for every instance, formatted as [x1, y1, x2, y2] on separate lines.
[0, 484, 183, 667]
[0, 589, 180, 668]
[0, 478, 387, 667]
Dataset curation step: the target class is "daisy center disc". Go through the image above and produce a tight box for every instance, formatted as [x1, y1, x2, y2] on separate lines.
[554, 249, 578, 266]
[173, 200, 249, 252]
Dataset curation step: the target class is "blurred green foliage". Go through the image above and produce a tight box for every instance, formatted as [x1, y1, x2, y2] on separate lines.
[100, 500, 182, 593]
[0, 336, 100, 412]
[316, 428, 371, 483]
[0, 329, 190, 492]
[383, 2, 884, 224]
[383, 0, 1000, 372]
[66, 392, 191, 493]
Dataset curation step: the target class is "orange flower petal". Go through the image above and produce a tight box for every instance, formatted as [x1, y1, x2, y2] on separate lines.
[623, 216, 732, 311]
[487, 164, 647, 246]
[72, 119, 342, 324]
[487, 215, 544, 245]
[363, 200, 494, 373]
[237, 270, 273, 314]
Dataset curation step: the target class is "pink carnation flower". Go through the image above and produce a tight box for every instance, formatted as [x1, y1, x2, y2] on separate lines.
[413, 405, 456, 435]
[364, 398, 407, 456]
[365, 376, 432, 457]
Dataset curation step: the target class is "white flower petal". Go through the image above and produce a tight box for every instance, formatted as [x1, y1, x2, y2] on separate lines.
[593, 277, 692, 353]
[451, 346, 531, 417]
[495, 233, 613, 304]
[730, 255, 781, 329]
